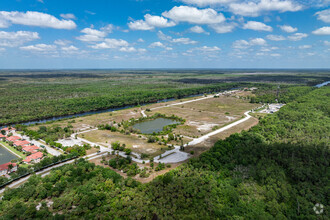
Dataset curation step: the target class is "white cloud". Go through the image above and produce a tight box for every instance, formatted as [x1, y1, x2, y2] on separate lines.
[162, 6, 226, 25]
[325, 40, 330, 46]
[77, 25, 113, 42]
[267, 34, 286, 41]
[315, 9, 330, 23]
[61, 45, 78, 52]
[149, 42, 165, 48]
[243, 21, 273, 31]
[0, 20, 9, 28]
[128, 20, 153, 31]
[119, 47, 137, 52]
[210, 23, 236, 33]
[144, 14, 176, 28]
[229, 0, 302, 17]
[0, 11, 76, 29]
[298, 45, 312, 49]
[172, 38, 198, 44]
[60, 13, 76, 20]
[180, 0, 233, 7]
[233, 38, 266, 49]
[157, 31, 198, 45]
[0, 31, 39, 47]
[270, 53, 281, 57]
[279, 25, 297, 33]
[250, 38, 267, 45]
[189, 25, 206, 33]
[128, 14, 176, 30]
[54, 39, 71, 46]
[20, 44, 57, 52]
[288, 32, 308, 41]
[90, 38, 129, 49]
[189, 46, 221, 52]
[137, 38, 145, 43]
[312, 26, 330, 35]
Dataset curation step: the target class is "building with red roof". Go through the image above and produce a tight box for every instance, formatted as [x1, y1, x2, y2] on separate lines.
[6, 136, 21, 142]
[0, 162, 18, 176]
[23, 152, 43, 164]
[13, 140, 30, 147]
[22, 145, 40, 154]
[1, 127, 16, 135]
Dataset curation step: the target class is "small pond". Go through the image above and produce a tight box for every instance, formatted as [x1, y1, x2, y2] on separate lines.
[0, 146, 18, 165]
[133, 118, 180, 134]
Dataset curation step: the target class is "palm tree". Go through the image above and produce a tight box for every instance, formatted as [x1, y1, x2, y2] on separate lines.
[7, 163, 13, 174]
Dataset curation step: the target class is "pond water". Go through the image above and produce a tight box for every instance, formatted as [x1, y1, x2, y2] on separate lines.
[315, 81, 330, 88]
[133, 118, 180, 134]
[0, 146, 18, 165]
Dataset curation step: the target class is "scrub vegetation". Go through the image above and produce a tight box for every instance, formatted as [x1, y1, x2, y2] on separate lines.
[0, 82, 328, 219]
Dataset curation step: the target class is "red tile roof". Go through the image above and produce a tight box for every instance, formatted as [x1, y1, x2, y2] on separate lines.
[0, 134, 5, 138]
[6, 136, 21, 142]
[0, 162, 17, 171]
[1, 127, 15, 131]
[22, 145, 40, 153]
[23, 152, 43, 163]
[14, 140, 30, 147]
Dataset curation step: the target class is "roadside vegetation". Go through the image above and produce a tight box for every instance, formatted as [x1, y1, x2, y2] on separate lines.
[0, 84, 328, 219]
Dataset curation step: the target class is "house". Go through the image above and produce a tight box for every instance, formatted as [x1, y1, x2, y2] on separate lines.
[23, 152, 43, 164]
[22, 145, 40, 154]
[13, 140, 30, 147]
[1, 127, 16, 135]
[6, 136, 21, 142]
[0, 162, 18, 176]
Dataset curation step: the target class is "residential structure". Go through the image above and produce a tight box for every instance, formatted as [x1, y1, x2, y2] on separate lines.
[22, 145, 40, 154]
[0, 134, 5, 140]
[1, 127, 16, 135]
[13, 140, 30, 147]
[23, 152, 44, 164]
[6, 136, 21, 142]
[0, 162, 18, 176]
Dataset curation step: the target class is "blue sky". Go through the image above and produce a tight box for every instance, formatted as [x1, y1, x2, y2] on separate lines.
[0, 0, 329, 69]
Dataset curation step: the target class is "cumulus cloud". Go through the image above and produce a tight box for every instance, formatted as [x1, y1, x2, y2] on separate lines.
[77, 25, 113, 42]
[243, 21, 273, 31]
[128, 14, 176, 30]
[325, 40, 330, 46]
[315, 9, 330, 23]
[288, 32, 308, 40]
[20, 44, 57, 52]
[149, 42, 165, 48]
[229, 0, 302, 17]
[189, 25, 207, 34]
[233, 38, 266, 49]
[157, 31, 198, 45]
[188, 46, 221, 52]
[162, 6, 226, 24]
[210, 23, 236, 33]
[267, 34, 286, 41]
[90, 38, 129, 49]
[54, 39, 71, 46]
[0, 11, 76, 29]
[279, 25, 297, 32]
[312, 26, 330, 35]
[0, 31, 39, 47]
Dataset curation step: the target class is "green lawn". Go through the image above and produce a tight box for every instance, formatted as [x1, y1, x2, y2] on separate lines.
[0, 141, 26, 158]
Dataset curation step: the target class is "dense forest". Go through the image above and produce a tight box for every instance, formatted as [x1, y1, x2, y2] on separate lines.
[0, 85, 328, 219]
[0, 70, 327, 125]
